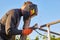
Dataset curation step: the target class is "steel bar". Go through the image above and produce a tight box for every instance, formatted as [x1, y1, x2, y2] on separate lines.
[39, 28, 60, 35]
[31, 24, 60, 35]
[47, 25, 50, 40]
[40, 20, 60, 27]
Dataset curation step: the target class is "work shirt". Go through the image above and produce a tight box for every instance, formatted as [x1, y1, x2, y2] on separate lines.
[0, 9, 22, 34]
[0, 9, 31, 40]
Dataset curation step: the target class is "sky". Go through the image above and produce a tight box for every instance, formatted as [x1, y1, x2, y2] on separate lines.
[0, 0, 60, 40]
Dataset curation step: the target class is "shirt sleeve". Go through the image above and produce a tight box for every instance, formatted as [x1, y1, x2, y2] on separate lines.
[23, 11, 31, 29]
[5, 10, 15, 35]
[5, 9, 22, 35]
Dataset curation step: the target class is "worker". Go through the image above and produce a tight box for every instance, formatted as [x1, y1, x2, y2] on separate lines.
[0, 1, 38, 40]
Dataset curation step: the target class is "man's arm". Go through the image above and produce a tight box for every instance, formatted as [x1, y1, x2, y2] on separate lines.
[23, 11, 31, 28]
[23, 17, 31, 29]
[20, 13, 31, 40]
[5, 10, 22, 35]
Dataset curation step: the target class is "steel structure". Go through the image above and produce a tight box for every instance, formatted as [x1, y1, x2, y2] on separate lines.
[39, 20, 60, 40]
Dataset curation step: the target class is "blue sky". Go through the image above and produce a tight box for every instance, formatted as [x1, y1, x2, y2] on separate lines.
[0, 0, 60, 40]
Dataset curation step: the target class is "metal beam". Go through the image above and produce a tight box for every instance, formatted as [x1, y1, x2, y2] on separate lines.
[31, 23, 60, 36]
[39, 28, 60, 35]
[40, 20, 60, 27]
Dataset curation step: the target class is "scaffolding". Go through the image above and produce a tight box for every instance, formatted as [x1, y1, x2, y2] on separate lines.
[40, 20, 60, 40]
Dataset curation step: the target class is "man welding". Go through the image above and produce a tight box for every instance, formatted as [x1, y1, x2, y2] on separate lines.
[0, 1, 38, 40]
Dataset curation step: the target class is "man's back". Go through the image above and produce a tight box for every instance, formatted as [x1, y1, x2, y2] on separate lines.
[0, 9, 22, 25]
[0, 9, 22, 40]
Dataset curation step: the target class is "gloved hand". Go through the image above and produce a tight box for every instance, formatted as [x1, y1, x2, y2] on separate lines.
[22, 28, 33, 35]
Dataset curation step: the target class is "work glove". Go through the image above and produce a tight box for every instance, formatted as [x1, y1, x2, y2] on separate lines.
[22, 28, 33, 36]
[22, 23, 38, 35]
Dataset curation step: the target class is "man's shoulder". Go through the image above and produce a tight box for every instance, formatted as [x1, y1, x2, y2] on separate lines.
[6, 9, 20, 14]
[8, 9, 20, 12]
[10, 9, 21, 13]
[5, 8, 22, 17]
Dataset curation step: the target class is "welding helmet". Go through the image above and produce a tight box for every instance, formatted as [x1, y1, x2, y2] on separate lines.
[22, 1, 38, 17]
